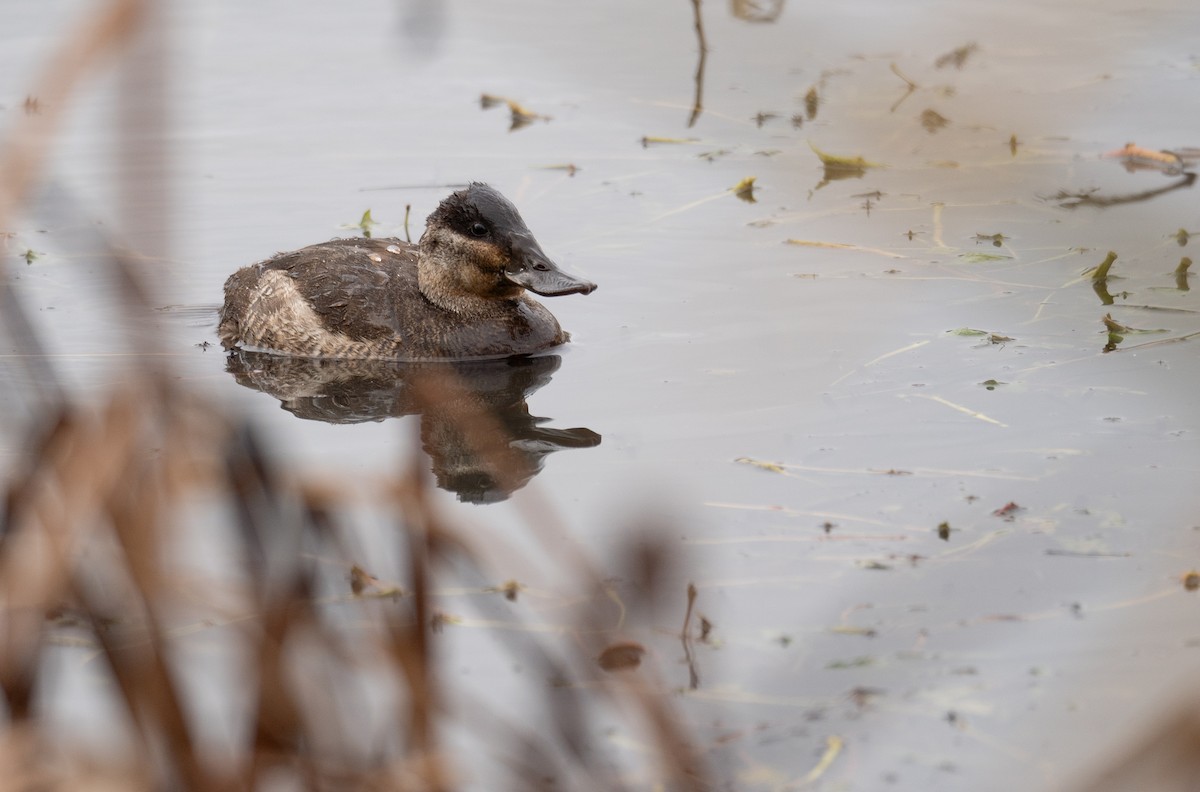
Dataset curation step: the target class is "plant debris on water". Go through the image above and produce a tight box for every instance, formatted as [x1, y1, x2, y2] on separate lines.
[731, 176, 757, 203]
[993, 501, 1022, 520]
[8, 2, 1200, 789]
[807, 140, 886, 171]
[958, 251, 1012, 263]
[339, 208, 378, 238]
[479, 92, 551, 130]
[935, 42, 978, 70]
[734, 455, 786, 473]
[641, 135, 701, 147]
[919, 108, 950, 133]
[1086, 251, 1119, 281]
[1103, 142, 1187, 176]
[974, 232, 1009, 247]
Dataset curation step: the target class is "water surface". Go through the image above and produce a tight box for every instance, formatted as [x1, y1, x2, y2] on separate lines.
[3, 0, 1200, 788]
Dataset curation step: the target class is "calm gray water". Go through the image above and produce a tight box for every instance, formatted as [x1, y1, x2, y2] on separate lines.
[3, 0, 1200, 788]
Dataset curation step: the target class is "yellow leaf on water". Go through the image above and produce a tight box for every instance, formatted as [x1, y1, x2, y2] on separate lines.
[808, 140, 886, 170]
[734, 456, 785, 474]
[642, 135, 701, 147]
[731, 176, 757, 203]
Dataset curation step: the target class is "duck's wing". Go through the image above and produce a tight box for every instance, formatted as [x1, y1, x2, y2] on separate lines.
[263, 237, 420, 342]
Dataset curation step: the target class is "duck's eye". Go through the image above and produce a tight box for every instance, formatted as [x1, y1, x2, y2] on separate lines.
[469, 222, 489, 238]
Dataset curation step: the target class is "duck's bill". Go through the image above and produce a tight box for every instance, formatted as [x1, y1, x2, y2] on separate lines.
[505, 263, 597, 297]
[505, 233, 596, 296]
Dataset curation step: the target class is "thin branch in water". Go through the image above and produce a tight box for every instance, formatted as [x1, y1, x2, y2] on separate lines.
[687, 0, 707, 128]
[889, 63, 918, 113]
[681, 583, 699, 690]
[1053, 172, 1196, 209]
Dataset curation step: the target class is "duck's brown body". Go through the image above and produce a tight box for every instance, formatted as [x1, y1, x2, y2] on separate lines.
[217, 183, 595, 361]
[218, 237, 568, 360]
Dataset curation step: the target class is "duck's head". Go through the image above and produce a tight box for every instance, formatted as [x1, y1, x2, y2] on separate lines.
[419, 183, 596, 308]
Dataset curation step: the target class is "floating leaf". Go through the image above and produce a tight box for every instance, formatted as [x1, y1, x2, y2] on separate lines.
[597, 641, 645, 672]
[349, 564, 378, 595]
[431, 611, 463, 632]
[490, 579, 522, 601]
[1176, 257, 1192, 291]
[340, 209, 379, 238]
[480, 93, 551, 130]
[1101, 313, 1166, 335]
[735, 456, 785, 473]
[957, 252, 1012, 263]
[804, 86, 819, 120]
[920, 108, 950, 133]
[935, 42, 978, 69]
[641, 135, 700, 147]
[348, 564, 403, 597]
[807, 141, 886, 171]
[731, 176, 757, 203]
[993, 501, 1021, 519]
[1102, 314, 1129, 334]
[1084, 251, 1119, 280]
[1103, 142, 1184, 175]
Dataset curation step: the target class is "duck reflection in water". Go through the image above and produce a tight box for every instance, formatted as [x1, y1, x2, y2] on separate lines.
[225, 350, 600, 503]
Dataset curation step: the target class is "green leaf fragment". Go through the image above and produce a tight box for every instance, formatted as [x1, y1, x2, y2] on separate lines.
[1084, 251, 1118, 280]
[1101, 313, 1166, 335]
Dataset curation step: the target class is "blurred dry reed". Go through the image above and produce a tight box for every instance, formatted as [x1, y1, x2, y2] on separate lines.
[0, 1, 710, 789]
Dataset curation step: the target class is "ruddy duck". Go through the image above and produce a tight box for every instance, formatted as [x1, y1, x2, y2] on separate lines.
[218, 183, 595, 360]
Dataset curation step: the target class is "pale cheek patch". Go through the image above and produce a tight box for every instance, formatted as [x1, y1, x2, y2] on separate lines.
[441, 236, 511, 293]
